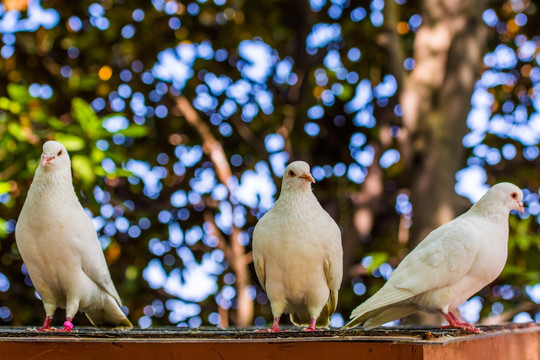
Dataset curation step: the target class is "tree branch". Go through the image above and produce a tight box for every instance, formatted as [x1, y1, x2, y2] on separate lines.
[229, 115, 268, 157]
[175, 96, 231, 185]
[345, 141, 385, 279]
[480, 302, 540, 325]
[176, 95, 254, 326]
[379, 0, 407, 88]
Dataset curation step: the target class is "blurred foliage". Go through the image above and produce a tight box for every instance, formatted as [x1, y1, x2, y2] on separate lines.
[0, 0, 539, 328]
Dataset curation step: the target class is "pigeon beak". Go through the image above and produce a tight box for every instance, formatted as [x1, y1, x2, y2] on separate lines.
[41, 155, 54, 167]
[518, 201, 524, 214]
[299, 173, 315, 183]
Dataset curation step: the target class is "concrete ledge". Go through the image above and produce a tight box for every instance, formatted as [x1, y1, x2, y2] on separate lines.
[0, 323, 538, 359]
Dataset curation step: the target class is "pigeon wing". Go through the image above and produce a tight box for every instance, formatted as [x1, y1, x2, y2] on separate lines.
[320, 256, 340, 321]
[252, 212, 273, 292]
[253, 253, 266, 292]
[390, 219, 480, 295]
[323, 223, 343, 312]
[75, 209, 123, 305]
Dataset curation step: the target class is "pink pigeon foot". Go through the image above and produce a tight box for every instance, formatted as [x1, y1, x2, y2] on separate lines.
[57, 317, 74, 332]
[302, 317, 323, 332]
[37, 316, 52, 332]
[441, 311, 481, 334]
[255, 316, 282, 333]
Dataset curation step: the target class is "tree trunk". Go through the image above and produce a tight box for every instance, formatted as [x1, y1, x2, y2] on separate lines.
[375, 0, 490, 326]
[399, 0, 489, 245]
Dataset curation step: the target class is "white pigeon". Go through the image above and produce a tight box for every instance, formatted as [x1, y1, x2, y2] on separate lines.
[252, 161, 343, 332]
[15, 141, 132, 331]
[344, 182, 524, 333]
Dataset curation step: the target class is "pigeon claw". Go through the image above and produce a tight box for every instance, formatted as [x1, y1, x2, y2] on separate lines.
[441, 311, 482, 334]
[37, 316, 52, 332]
[57, 317, 74, 332]
[254, 317, 282, 333]
[441, 324, 482, 334]
[463, 325, 482, 334]
[255, 327, 282, 333]
[301, 318, 323, 332]
[301, 326, 323, 332]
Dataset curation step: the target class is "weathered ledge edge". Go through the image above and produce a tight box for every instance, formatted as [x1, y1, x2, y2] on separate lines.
[0, 322, 538, 345]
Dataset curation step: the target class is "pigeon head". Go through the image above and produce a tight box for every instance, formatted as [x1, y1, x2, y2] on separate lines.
[281, 161, 315, 192]
[486, 182, 524, 214]
[40, 141, 70, 170]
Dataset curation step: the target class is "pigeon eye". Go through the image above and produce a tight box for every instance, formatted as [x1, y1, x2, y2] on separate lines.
[57, 150, 62, 156]
[288, 170, 296, 177]
[511, 192, 517, 199]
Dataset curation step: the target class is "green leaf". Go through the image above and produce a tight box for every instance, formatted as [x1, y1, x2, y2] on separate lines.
[525, 271, 540, 283]
[72, 97, 100, 138]
[364, 251, 389, 274]
[44, 117, 67, 130]
[78, 74, 101, 90]
[7, 123, 26, 141]
[501, 264, 527, 277]
[9, 102, 21, 114]
[55, 133, 86, 151]
[106, 150, 128, 164]
[0, 182, 12, 194]
[72, 155, 95, 185]
[91, 148, 106, 163]
[0, 97, 10, 110]
[119, 124, 148, 138]
[337, 84, 352, 100]
[125, 265, 138, 281]
[0, 218, 7, 238]
[7, 83, 30, 104]
[94, 167, 106, 177]
[115, 168, 132, 177]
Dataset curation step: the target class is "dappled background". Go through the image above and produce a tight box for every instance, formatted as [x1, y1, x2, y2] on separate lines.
[0, 0, 539, 329]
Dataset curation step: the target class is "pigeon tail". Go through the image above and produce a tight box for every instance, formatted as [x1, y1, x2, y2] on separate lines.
[349, 283, 414, 320]
[362, 306, 417, 329]
[290, 311, 330, 327]
[290, 294, 336, 328]
[290, 310, 312, 327]
[317, 295, 335, 327]
[84, 296, 132, 329]
[344, 305, 417, 329]
[344, 284, 415, 330]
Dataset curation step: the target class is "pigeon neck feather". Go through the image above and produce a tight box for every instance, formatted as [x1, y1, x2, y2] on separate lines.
[30, 164, 77, 202]
[469, 195, 510, 222]
[275, 185, 318, 210]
